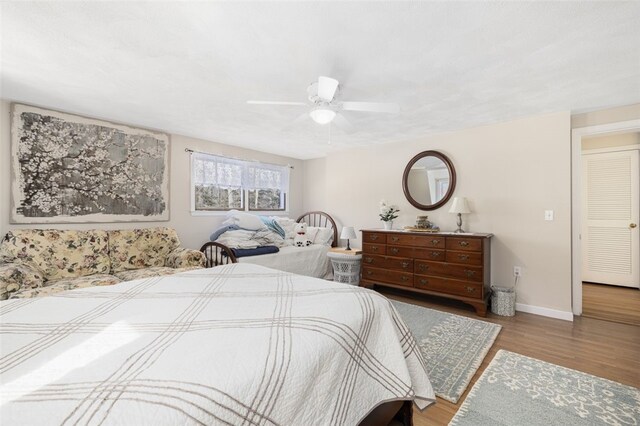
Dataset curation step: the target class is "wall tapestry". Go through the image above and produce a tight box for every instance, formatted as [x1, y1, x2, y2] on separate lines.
[10, 103, 170, 223]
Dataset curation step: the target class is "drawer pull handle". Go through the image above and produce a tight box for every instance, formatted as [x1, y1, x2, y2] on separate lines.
[366, 270, 373, 276]
[391, 236, 399, 242]
[390, 248, 399, 254]
[466, 286, 475, 293]
[420, 279, 428, 285]
[401, 276, 409, 282]
[365, 257, 373, 264]
[372, 246, 378, 252]
[465, 270, 476, 277]
[370, 235, 378, 241]
[431, 239, 440, 245]
[459, 241, 469, 247]
[431, 251, 441, 258]
[401, 261, 410, 269]
[419, 264, 428, 271]
[458, 254, 470, 261]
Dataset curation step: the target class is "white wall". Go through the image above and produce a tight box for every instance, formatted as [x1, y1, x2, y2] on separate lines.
[304, 112, 572, 314]
[0, 100, 304, 249]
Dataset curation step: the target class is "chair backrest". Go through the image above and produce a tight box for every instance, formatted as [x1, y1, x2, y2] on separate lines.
[200, 241, 238, 268]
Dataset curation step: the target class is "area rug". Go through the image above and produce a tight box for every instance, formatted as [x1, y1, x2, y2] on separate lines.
[449, 350, 640, 426]
[390, 300, 501, 403]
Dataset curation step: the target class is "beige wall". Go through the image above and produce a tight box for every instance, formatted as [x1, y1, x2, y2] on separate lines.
[572, 103, 640, 128]
[0, 100, 304, 249]
[304, 112, 572, 314]
[582, 131, 640, 151]
[406, 169, 431, 205]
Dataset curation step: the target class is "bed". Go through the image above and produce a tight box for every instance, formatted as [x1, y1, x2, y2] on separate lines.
[0, 263, 434, 425]
[200, 211, 338, 279]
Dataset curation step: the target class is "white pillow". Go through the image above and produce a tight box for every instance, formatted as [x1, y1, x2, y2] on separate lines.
[275, 217, 297, 240]
[305, 227, 319, 243]
[222, 210, 265, 231]
[308, 227, 334, 246]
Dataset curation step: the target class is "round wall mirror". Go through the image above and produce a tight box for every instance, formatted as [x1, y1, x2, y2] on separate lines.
[402, 150, 456, 210]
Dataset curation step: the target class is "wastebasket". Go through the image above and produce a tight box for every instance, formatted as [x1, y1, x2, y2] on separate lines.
[491, 286, 516, 316]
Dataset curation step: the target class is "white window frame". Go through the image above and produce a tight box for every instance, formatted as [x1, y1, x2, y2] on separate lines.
[190, 153, 290, 216]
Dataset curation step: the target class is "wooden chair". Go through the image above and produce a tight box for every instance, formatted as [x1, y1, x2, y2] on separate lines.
[200, 241, 238, 267]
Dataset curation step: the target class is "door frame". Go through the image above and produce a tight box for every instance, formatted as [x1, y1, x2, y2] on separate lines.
[571, 119, 640, 315]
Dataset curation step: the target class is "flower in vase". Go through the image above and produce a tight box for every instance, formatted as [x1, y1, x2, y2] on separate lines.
[379, 200, 399, 222]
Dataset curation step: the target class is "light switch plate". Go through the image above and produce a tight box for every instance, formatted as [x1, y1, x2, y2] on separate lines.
[544, 210, 554, 221]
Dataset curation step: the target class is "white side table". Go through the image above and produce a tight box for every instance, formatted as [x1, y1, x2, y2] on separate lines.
[327, 248, 362, 285]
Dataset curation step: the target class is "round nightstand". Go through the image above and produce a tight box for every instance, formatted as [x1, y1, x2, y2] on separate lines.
[327, 250, 362, 285]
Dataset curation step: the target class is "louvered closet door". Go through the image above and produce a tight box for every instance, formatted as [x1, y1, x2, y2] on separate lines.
[582, 150, 639, 288]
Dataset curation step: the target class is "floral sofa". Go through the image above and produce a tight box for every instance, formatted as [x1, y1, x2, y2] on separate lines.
[0, 227, 205, 300]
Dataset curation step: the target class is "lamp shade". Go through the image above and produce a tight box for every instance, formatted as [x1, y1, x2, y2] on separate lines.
[340, 226, 357, 240]
[309, 108, 336, 124]
[448, 197, 471, 214]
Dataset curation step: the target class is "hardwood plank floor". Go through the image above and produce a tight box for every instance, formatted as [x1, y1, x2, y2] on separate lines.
[582, 282, 640, 326]
[376, 287, 640, 426]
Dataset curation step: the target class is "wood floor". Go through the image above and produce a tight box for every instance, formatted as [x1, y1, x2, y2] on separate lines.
[376, 287, 640, 426]
[582, 282, 640, 326]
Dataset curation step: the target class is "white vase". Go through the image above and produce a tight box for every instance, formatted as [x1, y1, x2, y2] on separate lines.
[383, 221, 393, 230]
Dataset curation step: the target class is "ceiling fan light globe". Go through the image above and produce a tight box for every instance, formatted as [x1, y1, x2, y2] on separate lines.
[309, 108, 336, 125]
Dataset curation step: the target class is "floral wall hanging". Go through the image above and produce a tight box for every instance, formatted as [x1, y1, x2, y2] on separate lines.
[10, 104, 170, 223]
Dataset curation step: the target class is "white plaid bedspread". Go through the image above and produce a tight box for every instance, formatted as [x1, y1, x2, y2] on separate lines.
[0, 263, 434, 425]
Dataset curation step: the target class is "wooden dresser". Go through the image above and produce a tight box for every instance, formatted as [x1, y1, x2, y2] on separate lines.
[360, 229, 493, 316]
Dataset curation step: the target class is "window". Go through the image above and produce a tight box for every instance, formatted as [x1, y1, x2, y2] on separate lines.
[191, 153, 289, 212]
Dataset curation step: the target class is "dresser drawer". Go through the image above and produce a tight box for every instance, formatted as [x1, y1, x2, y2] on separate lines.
[446, 250, 483, 266]
[362, 267, 413, 287]
[414, 275, 483, 299]
[363, 243, 386, 255]
[446, 264, 483, 282]
[446, 237, 482, 252]
[387, 234, 444, 248]
[362, 254, 413, 272]
[363, 232, 386, 244]
[414, 260, 449, 276]
[412, 247, 446, 261]
[414, 260, 483, 282]
[386, 245, 445, 261]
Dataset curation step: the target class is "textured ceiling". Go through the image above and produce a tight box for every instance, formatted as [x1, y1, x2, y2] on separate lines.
[1, 1, 639, 159]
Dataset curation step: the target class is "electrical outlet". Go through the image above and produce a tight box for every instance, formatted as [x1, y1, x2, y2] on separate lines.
[513, 266, 522, 277]
[544, 210, 554, 221]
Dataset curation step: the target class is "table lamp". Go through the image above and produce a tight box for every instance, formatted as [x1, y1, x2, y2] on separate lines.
[340, 226, 357, 251]
[449, 197, 471, 233]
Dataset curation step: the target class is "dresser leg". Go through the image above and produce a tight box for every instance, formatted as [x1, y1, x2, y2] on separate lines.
[470, 301, 488, 317]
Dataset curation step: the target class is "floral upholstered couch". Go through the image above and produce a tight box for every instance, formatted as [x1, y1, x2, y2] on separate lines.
[0, 227, 205, 300]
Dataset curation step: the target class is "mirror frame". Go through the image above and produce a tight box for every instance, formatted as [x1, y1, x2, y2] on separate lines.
[402, 150, 456, 211]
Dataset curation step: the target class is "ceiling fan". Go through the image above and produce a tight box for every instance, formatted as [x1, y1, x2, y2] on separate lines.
[247, 76, 399, 132]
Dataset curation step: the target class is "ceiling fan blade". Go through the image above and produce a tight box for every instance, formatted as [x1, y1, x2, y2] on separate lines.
[341, 101, 400, 114]
[317, 76, 339, 102]
[333, 113, 355, 134]
[247, 100, 307, 106]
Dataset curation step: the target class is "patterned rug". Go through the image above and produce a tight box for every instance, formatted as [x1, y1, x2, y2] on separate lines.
[391, 300, 501, 403]
[450, 350, 640, 425]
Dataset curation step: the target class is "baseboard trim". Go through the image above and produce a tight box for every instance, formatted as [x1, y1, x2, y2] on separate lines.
[515, 303, 574, 322]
